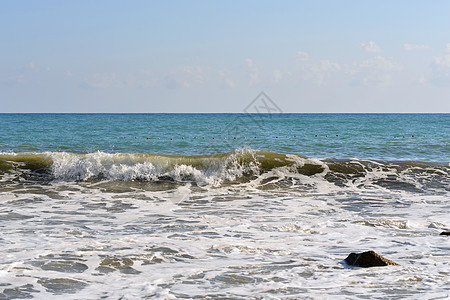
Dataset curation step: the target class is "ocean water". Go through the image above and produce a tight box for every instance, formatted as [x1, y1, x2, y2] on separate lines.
[0, 113, 449, 299]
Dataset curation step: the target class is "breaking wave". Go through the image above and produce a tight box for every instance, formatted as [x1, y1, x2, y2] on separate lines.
[1, 149, 449, 192]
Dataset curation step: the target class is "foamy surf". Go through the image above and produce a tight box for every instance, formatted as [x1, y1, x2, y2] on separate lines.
[0, 184, 448, 299]
[0, 149, 323, 182]
[1, 149, 448, 194]
[1, 113, 450, 299]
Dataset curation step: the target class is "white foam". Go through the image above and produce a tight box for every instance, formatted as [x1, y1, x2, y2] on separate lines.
[1, 182, 449, 298]
[2, 151, 450, 298]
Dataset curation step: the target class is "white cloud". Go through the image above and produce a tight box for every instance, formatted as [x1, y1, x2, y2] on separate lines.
[83, 72, 156, 89]
[15, 75, 26, 84]
[80, 66, 207, 90]
[429, 43, 450, 85]
[296, 51, 309, 61]
[1, 74, 26, 85]
[249, 72, 260, 86]
[358, 56, 399, 71]
[160, 66, 207, 89]
[360, 41, 382, 53]
[225, 78, 236, 88]
[403, 43, 431, 51]
[435, 55, 450, 68]
[86, 72, 123, 89]
[163, 75, 179, 90]
[352, 56, 401, 86]
[294, 52, 343, 86]
[182, 66, 204, 84]
[245, 58, 261, 86]
[308, 60, 341, 85]
[418, 75, 426, 85]
[218, 69, 236, 89]
[272, 69, 282, 83]
[431, 46, 450, 85]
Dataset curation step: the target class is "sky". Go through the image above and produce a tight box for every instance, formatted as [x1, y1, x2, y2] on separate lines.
[1, 0, 450, 113]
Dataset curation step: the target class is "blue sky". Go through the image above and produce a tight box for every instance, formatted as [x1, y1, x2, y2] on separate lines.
[1, 0, 450, 112]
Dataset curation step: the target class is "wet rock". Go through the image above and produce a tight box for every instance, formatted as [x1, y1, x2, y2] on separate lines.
[0, 284, 39, 299]
[34, 261, 88, 273]
[31, 254, 89, 273]
[344, 250, 398, 267]
[38, 278, 87, 294]
[440, 231, 450, 236]
[99, 257, 133, 269]
[95, 257, 141, 274]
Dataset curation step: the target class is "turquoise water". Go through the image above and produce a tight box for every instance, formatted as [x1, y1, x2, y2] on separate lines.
[1, 113, 449, 299]
[1, 113, 449, 161]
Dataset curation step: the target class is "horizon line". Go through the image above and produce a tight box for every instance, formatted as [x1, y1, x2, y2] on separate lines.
[0, 112, 449, 114]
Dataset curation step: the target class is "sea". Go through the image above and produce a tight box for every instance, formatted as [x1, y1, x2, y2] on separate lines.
[0, 113, 449, 299]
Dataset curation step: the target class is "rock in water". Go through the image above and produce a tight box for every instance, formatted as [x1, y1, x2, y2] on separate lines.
[344, 250, 399, 267]
[440, 231, 450, 236]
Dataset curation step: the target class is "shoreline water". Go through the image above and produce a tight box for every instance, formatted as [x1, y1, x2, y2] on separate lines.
[0, 113, 449, 298]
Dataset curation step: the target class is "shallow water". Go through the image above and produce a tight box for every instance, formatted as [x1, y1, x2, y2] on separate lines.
[1, 182, 449, 299]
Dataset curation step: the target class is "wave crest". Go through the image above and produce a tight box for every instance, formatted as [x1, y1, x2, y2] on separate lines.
[1, 150, 448, 193]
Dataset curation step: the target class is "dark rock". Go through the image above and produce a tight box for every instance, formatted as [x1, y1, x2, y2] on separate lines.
[440, 231, 450, 236]
[344, 250, 399, 267]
